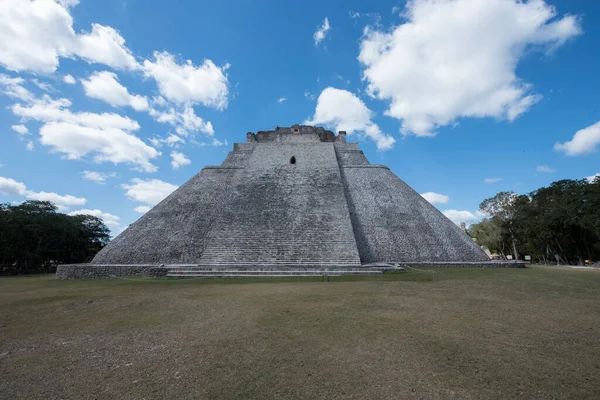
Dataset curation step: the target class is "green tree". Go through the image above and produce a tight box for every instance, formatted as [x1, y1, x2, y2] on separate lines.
[0, 201, 110, 274]
[472, 179, 600, 265]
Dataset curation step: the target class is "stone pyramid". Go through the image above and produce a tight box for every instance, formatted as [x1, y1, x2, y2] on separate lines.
[91, 125, 489, 269]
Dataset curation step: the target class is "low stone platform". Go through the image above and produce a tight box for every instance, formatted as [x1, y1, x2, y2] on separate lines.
[55, 261, 526, 280]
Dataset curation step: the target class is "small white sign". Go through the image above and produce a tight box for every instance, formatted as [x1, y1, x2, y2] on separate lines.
[506, 255, 513, 260]
[524, 255, 531, 261]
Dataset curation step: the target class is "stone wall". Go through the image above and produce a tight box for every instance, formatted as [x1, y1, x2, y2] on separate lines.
[91, 167, 240, 264]
[56, 264, 164, 280]
[339, 165, 489, 263]
[197, 142, 362, 267]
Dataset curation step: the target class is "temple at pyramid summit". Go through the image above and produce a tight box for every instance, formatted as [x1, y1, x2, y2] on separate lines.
[58, 125, 521, 279]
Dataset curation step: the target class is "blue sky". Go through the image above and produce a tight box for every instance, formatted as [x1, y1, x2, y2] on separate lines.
[1, 0, 599, 233]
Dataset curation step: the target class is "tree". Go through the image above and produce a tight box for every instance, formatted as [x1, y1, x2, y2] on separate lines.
[478, 191, 522, 260]
[471, 179, 600, 265]
[0, 201, 110, 274]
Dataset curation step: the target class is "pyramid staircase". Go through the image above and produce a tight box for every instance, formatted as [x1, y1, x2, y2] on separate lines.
[161, 265, 398, 278]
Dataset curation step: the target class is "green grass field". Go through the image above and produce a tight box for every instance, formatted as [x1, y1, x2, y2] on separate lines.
[1, 267, 600, 399]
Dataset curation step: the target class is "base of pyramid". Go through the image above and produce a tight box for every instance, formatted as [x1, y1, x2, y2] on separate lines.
[56, 261, 526, 280]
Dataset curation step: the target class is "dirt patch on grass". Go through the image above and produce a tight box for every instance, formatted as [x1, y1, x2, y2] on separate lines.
[1, 267, 600, 399]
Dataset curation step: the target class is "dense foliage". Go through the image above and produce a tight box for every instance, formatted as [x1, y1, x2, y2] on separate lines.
[0, 201, 110, 274]
[469, 178, 600, 264]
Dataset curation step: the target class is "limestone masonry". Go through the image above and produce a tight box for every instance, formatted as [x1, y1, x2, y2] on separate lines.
[58, 125, 508, 279]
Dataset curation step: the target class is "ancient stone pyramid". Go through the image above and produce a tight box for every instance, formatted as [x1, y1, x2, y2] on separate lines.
[91, 125, 489, 268]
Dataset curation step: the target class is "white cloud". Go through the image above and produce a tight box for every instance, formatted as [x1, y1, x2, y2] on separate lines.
[12, 96, 139, 130]
[554, 121, 600, 156]
[586, 173, 599, 183]
[152, 96, 167, 107]
[358, 0, 581, 136]
[150, 104, 214, 137]
[31, 79, 53, 92]
[170, 151, 191, 170]
[0, 175, 86, 209]
[421, 192, 449, 205]
[75, 24, 139, 70]
[122, 178, 178, 205]
[0, 74, 34, 102]
[314, 17, 331, 46]
[12, 96, 160, 172]
[443, 209, 479, 226]
[304, 90, 316, 101]
[63, 74, 76, 84]
[57, 0, 79, 7]
[0, 0, 138, 73]
[143, 51, 229, 109]
[484, 177, 503, 184]
[26, 141, 34, 151]
[81, 71, 149, 111]
[536, 165, 555, 173]
[150, 134, 185, 148]
[68, 208, 120, 227]
[81, 170, 116, 184]
[39, 122, 159, 172]
[11, 124, 29, 135]
[0, 176, 27, 196]
[277, 97, 287, 103]
[24, 190, 85, 207]
[305, 87, 395, 150]
[134, 205, 151, 214]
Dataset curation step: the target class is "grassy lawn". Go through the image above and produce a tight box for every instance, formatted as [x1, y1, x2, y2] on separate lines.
[1, 267, 600, 399]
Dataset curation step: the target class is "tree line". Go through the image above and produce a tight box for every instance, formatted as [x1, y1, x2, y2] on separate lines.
[469, 177, 600, 265]
[0, 201, 110, 274]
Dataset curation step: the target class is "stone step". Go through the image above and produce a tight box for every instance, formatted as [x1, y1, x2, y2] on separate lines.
[165, 270, 384, 278]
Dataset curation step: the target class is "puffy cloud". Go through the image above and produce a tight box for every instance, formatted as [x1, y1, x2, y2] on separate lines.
[39, 122, 159, 172]
[443, 209, 479, 226]
[484, 177, 503, 184]
[277, 97, 287, 103]
[81, 71, 149, 111]
[63, 74, 76, 84]
[150, 134, 185, 148]
[358, 0, 581, 136]
[314, 17, 331, 46]
[536, 165, 555, 173]
[134, 205, 151, 214]
[81, 170, 116, 184]
[12, 96, 139, 130]
[0, 175, 86, 209]
[122, 178, 178, 205]
[0, 0, 138, 73]
[421, 192, 449, 205]
[26, 141, 34, 151]
[143, 51, 229, 109]
[27, 190, 85, 207]
[170, 151, 191, 170]
[68, 208, 120, 227]
[74, 24, 139, 70]
[0, 176, 27, 196]
[11, 124, 29, 135]
[0, 74, 34, 102]
[586, 173, 599, 183]
[554, 121, 600, 156]
[149, 104, 214, 137]
[305, 87, 395, 150]
[12, 96, 160, 172]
